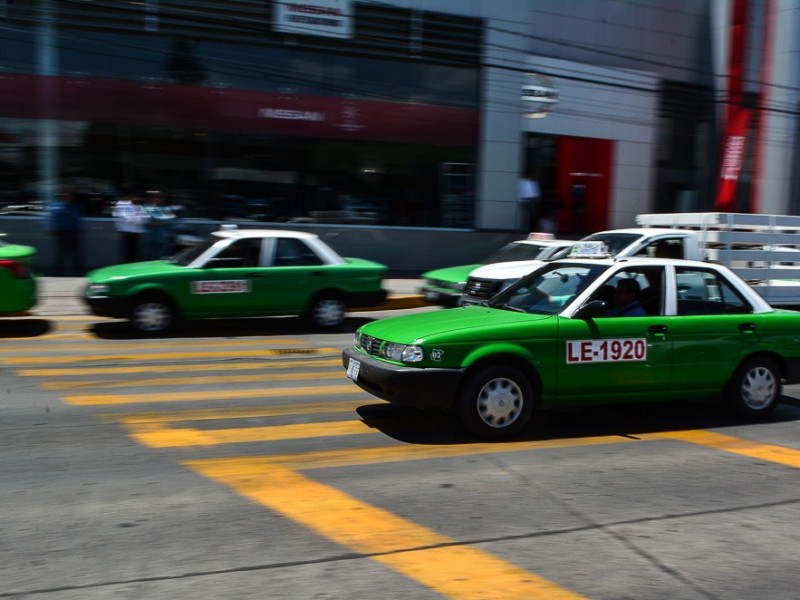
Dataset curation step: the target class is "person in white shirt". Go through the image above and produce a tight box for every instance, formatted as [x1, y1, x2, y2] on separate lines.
[113, 188, 150, 263]
[517, 171, 541, 232]
[143, 190, 177, 259]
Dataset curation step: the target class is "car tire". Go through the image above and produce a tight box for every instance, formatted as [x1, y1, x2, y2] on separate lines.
[724, 356, 781, 418]
[309, 293, 346, 329]
[458, 365, 534, 439]
[129, 293, 176, 334]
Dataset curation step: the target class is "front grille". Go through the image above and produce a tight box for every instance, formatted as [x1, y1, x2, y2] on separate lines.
[359, 334, 383, 356]
[463, 277, 501, 301]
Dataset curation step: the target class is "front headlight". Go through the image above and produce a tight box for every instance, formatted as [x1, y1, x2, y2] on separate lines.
[383, 343, 424, 363]
[85, 283, 110, 296]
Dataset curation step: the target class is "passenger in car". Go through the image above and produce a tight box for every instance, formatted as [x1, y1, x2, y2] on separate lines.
[608, 279, 648, 316]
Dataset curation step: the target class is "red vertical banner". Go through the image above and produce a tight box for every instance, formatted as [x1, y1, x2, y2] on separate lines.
[714, 0, 750, 211]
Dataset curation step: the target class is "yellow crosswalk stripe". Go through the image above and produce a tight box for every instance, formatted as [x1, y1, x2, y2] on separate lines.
[0, 338, 304, 353]
[98, 400, 364, 424]
[15, 358, 341, 377]
[654, 430, 800, 469]
[186, 461, 587, 600]
[128, 419, 373, 447]
[3, 347, 341, 365]
[41, 370, 344, 390]
[64, 384, 357, 405]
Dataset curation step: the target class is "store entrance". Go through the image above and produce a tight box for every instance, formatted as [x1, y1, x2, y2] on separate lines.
[523, 134, 613, 235]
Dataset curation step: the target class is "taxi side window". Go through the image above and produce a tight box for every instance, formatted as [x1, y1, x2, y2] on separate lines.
[676, 268, 751, 315]
[211, 239, 262, 267]
[599, 267, 662, 316]
[274, 238, 324, 267]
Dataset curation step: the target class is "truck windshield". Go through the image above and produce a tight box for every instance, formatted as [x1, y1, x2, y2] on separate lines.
[488, 262, 607, 315]
[579, 232, 641, 257]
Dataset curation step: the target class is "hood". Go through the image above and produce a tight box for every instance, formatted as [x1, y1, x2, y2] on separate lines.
[360, 305, 551, 344]
[87, 260, 186, 282]
[0, 243, 37, 262]
[468, 259, 545, 281]
[422, 264, 480, 283]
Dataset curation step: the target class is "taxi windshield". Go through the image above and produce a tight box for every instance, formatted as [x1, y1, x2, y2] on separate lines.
[482, 242, 549, 264]
[168, 237, 217, 266]
[488, 262, 607, 315]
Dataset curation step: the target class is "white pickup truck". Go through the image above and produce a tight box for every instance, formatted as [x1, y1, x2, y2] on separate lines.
[461, 212, 800, 308]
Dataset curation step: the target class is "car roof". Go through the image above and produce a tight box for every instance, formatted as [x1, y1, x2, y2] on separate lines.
[211, 229, 318, 241]
[511, 238, 573, 247]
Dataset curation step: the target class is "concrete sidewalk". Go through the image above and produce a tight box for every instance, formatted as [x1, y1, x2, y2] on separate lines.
[32, 277, 428, 317]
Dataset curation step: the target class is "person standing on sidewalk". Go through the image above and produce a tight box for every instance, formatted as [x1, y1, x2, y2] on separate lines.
[517, 170, 542, 232]
[143, 190, 176, 259]
[113, 188, 150, 263]
[46, 188, 84, 276]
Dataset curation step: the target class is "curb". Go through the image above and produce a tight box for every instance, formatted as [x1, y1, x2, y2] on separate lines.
[355, 294, 429, 312]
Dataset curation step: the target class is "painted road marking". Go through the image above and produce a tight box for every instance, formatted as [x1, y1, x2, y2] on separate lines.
[0, 338, 305, 353]
[2, 347, 340, 365]
[63, 384, 357, 405]
[186, 460, 587, 600]
[40, 369, 344, 390]
[655, 430, 800, 469]
[14, 358, 341, 377]
[128, 420, 374, 447]
[97, 400, 363, 424]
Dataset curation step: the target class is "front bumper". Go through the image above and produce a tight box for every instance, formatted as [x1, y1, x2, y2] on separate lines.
[342, 347, 464, 410]
[83, 294, 131, 319]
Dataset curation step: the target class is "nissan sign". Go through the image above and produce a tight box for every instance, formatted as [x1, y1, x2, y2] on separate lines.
[522, 73, 559, 118]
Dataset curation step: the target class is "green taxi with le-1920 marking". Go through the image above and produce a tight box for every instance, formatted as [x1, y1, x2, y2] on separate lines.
[343, 242, 800, 439]
[84, 228, 387, 333]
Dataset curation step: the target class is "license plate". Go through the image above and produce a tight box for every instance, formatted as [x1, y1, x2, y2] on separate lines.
[346, 358, 361, 380]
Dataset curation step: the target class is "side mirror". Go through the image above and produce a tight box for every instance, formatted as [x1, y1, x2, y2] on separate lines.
[575, 300, 607, 319]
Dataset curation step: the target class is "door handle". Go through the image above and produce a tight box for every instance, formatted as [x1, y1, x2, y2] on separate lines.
[647, 325, 668, 335]
[738, 322, 757, 332]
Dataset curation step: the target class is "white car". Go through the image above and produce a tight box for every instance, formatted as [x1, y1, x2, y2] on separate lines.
[460, 228, 698, 305]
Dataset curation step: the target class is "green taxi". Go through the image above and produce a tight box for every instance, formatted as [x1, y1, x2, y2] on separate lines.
[343, 245, 800, 438]
[420, 234, 572, 306]
[0, 235, 37, 315]
[84, 228, 387, 333]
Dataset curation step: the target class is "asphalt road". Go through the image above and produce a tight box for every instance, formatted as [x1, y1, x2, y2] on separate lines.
[2, 311, 800, 599]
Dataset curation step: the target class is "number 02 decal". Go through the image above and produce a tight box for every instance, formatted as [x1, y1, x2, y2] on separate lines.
[566, 339, 647, 363]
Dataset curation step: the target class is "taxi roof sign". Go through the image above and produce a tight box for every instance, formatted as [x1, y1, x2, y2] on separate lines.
[568, 241, 610, 258]
[527, 232, 555, 241]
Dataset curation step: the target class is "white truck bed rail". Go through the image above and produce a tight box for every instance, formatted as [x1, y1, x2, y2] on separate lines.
[636, 212, 800, 304]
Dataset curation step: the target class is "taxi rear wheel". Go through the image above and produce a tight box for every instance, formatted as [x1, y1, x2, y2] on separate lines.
[458, 365, 534, 439]
[309, 294, 346, 329]
[724, 356, 781, 418]
[130, 294, 175, 334]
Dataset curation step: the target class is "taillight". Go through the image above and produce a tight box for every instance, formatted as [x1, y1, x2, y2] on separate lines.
[0, 259, 29, 278]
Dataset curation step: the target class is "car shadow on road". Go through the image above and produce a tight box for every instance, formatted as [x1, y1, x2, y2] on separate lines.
[0, 318, 52, 338]
[357, 397, 800, 446]
[88, 315, 375, 340]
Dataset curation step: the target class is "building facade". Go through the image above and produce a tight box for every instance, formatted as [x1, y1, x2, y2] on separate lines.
[0, 0, 797, 271]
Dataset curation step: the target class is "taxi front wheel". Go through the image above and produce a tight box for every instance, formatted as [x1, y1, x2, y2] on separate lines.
[724, 356, 781, 418]
[130, 294, 175, 334]
[458, 365, 534, 439]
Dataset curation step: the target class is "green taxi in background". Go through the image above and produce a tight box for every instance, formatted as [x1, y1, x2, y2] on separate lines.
[0, 234, 37, 315]
[344, 243, 800, 438]
[420, 233, 572, 306]
[84, 228, 387, 333]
